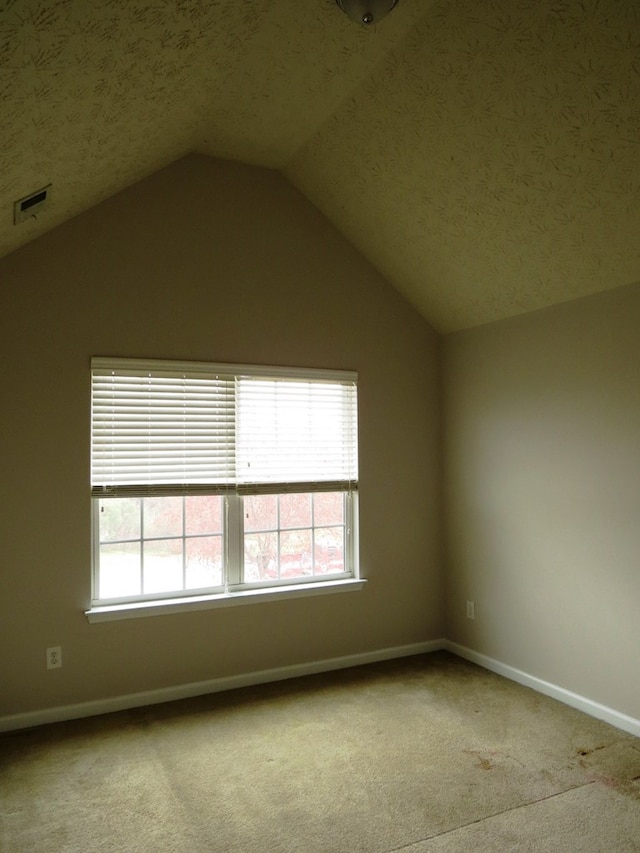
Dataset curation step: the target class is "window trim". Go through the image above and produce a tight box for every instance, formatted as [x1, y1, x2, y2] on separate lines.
[85, 578, 367, 623]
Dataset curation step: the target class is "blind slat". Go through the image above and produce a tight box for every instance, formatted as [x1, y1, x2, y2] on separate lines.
[91, 358, 358, 495]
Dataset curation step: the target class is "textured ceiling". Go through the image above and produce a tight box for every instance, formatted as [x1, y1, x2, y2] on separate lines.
[2, 0, 640, 332]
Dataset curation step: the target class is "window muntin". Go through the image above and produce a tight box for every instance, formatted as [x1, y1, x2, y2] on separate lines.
[91, 358, 358, 607]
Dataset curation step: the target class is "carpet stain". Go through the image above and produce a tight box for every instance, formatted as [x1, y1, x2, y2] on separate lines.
[464, 750, 496, 771]
[576, 745, 606, 757]
[578, 769, 640, 802]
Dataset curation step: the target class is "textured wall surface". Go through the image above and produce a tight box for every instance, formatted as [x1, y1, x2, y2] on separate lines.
[2, 0, 640, 331]
[0, 0, 422, 255]
[289, 0, 640, 330]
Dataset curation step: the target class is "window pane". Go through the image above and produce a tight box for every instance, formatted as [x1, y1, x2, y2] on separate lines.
[313, 492, 344, 527]
[99, 498, 141, 542]
[186, 536, 223, 589]
[143, 539, 183, 593]
[244, 531, 277, 581]
[185, 495, 223, 535]
[280, 493, 311, 529]
[244, 494, 277, 532]
[99, 542, 141, 598]
[314, 527, 345, 574]
[280, 529, 312, 578]
[144, 496, 183, 538]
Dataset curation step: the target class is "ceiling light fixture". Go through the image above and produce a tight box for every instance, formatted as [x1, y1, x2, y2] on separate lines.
[336, 0, 399, 25]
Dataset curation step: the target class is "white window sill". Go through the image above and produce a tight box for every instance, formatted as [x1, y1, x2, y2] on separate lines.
[86, 578, 367, 623]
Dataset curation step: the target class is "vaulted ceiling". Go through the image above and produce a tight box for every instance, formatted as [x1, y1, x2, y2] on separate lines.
[2, 0, 639, 332]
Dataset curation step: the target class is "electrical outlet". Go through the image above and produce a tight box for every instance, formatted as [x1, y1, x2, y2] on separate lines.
[466, 601, 475, 620]
[46, 646, 62, 670]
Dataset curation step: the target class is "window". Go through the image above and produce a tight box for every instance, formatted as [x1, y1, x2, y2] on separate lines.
[90, 358, 358, 611]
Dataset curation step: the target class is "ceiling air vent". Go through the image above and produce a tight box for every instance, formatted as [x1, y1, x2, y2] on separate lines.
[14, 184, 51, 224]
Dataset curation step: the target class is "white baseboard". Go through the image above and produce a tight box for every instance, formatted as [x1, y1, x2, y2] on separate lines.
[0, 639, 444, 733]
[3, 639, 640, 738]
[444, 640, 640, 739]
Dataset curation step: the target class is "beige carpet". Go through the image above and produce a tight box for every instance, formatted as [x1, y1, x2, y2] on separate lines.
[2, 652, 640, 852]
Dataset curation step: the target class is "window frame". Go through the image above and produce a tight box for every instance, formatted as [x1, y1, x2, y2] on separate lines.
[228, 490, 357, 592]
[91, 494, 228, 605]
[87, 357, 362, 621]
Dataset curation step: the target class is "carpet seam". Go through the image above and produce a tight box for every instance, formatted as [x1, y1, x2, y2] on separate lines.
[384, 781, 598, 852]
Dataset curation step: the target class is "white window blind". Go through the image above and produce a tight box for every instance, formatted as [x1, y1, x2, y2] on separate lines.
[236, 377, 358, 494]
[91, 358, 358, 498]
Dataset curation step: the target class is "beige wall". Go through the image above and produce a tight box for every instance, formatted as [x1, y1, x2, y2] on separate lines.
[0, 154, 442, 717]
[443, 283, 640, 719]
